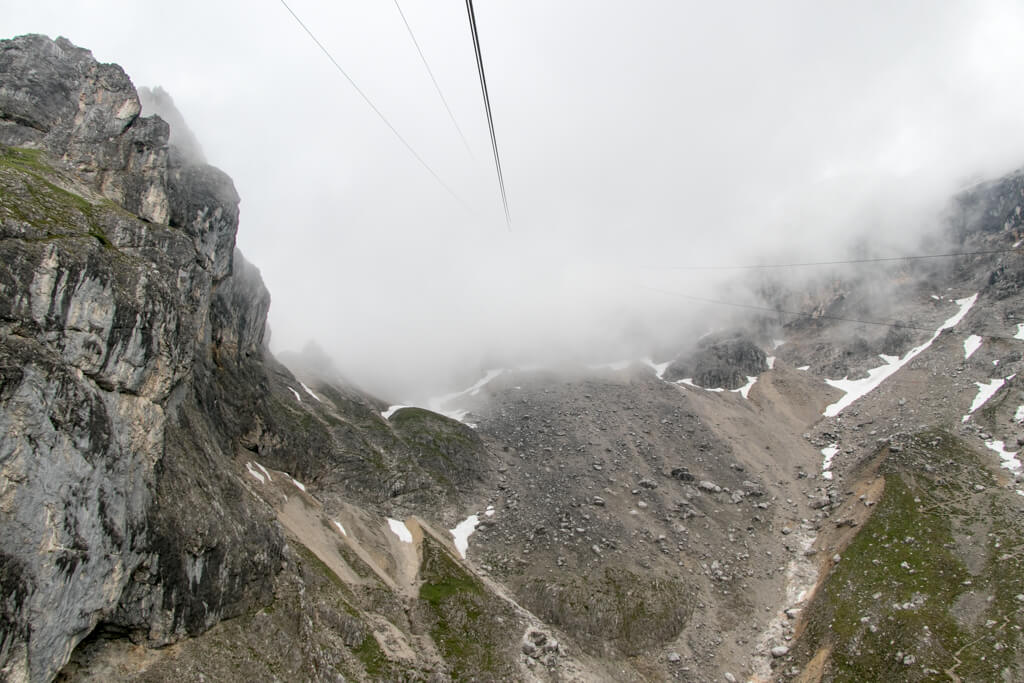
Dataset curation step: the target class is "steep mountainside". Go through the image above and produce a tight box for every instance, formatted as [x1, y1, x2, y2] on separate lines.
[1, 33, 1023, 683]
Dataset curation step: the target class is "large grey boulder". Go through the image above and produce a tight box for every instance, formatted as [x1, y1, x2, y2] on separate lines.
[664, 335, 767, 390]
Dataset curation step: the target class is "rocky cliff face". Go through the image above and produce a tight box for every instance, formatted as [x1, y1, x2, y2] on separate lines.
[0, 33, 279, 681]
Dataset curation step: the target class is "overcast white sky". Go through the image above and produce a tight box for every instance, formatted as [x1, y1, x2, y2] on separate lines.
[8, 1, 1024, 400]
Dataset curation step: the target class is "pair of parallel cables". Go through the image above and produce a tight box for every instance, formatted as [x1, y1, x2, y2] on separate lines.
[278, 0, 511, 229]
[278, 0, 1024, 341]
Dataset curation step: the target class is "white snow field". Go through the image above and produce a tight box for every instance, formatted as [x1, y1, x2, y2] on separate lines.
[823, 294, 977, 417]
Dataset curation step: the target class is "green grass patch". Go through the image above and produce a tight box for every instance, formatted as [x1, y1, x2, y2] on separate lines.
[0, 145, 114, 247]
[417, 537, 509, 680]
[795, 430, 1023, 681]
[352, 633, 388, 678]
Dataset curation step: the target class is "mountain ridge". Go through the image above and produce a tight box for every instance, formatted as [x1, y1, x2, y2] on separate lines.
[1, 32, 1023, 683]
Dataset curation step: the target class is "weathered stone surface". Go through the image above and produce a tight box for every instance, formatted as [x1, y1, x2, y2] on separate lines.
[0, 35, 269, 681]
[0, 34, 171, 224]
[664, 335, 767, 390]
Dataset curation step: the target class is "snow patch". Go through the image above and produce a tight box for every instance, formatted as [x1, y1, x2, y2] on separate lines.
[333, 520, 347, 536]
[290, 477, 307, 492]
[299, 381, 322, 402]
[772, 339, 786, 349]
[963, 335, 983, 359]
[679, 378, 724, 392]
[426, 369, 504, 423]
[821, 444, 839, 479]
[450, 514, 480, 559]
[467, 369, 504, 396]
[246, 461, 266, 484]
[962, 376, 1012, 422]
[766, 356, 776, 369]
[1015, 405, 1024, 423]
[387, 518, 413, 543]
[824, 294, 978, 417]
[287, 386, 301, 403]
[985, 440, 1022, 474]
[732, 376, 758, 399]
[382, 405, 409, 419]
[255, 462, 272, 482]
[484, 505, 495, 517]
[642, 358, 672, 379]
[1016, 324, 1024, 341]
[797, 365, 810, 371]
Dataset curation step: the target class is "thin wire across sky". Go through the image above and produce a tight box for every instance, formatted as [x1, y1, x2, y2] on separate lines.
[278, 0, 510, 228]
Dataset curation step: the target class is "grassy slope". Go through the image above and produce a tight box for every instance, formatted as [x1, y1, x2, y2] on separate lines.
[792, 430, 1024, 681]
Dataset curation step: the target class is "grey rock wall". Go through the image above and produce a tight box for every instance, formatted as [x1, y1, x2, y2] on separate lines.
[0, 34, 280, 682]
[0, 34, 170, 223]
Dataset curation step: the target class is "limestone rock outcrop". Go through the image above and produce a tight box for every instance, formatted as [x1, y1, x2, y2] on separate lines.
[0, 34, 277, 681]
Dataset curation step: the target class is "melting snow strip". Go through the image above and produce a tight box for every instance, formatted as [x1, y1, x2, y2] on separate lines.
[254, 462, 272, 482]
[246, 462, 266, 484]
[387, 518, 413, 543]
[679, 378, 724, 392]
[962, 375, 1014, 422]
[821, 444, 839, 480]
[299, 381, 322, 402]
[287, 386, 301, 402]
[772, 339, 786, 349]
[333, 520, 347, 536]
[381, 405, 409, 419]
[450, 514, 480, 559]
[425, 369, 504, 424]
[963, 335, 983, 359]
[290, 476, 307, 492]
[823, 294, 978, 417]
[467, 369, 504, 396]
[797, 365, 810, 371]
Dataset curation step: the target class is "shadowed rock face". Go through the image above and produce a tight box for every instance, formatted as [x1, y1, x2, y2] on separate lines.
[664, 336, 767, 389]
[0, 34, 276, 682]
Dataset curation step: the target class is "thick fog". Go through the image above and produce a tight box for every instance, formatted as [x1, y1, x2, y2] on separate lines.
[8, 1, 1024, 401]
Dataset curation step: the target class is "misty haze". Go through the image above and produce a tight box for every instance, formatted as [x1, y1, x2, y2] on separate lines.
[10, 1, 1024, 402]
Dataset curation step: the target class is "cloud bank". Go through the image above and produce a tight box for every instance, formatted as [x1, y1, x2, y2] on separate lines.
[7, 0, 1024, 400]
